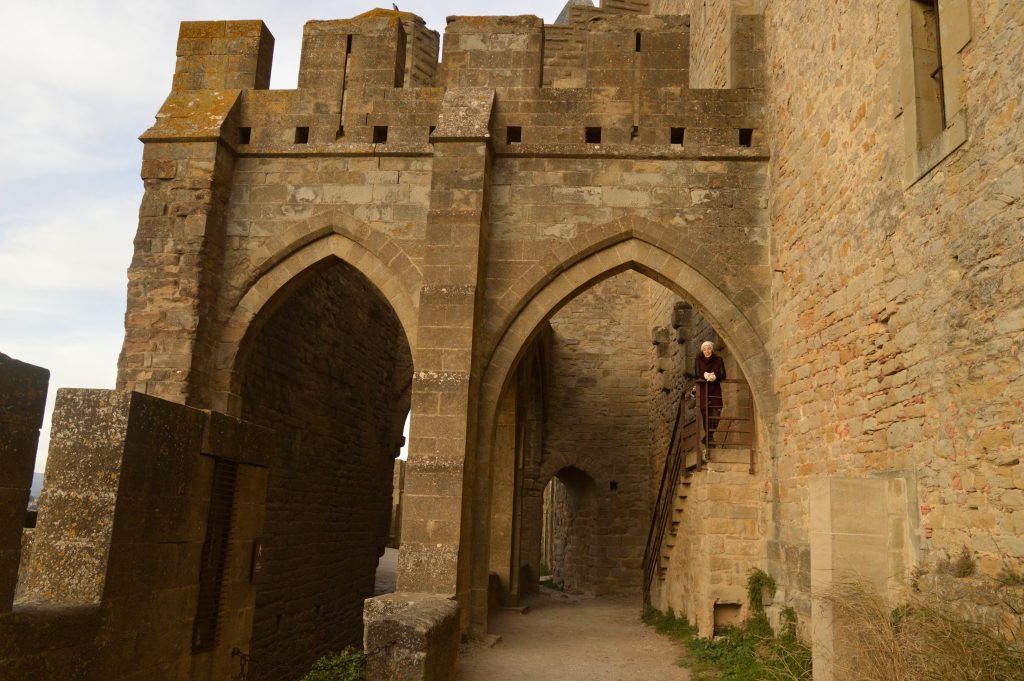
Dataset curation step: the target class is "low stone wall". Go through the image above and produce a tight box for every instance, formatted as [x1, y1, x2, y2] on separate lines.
[364, 592, 460, 681]
[0, 388, 275, 681]
[0, 353, 48, 612]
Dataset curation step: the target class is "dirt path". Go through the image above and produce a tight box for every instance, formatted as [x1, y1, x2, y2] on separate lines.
[457, 589, 692, 681]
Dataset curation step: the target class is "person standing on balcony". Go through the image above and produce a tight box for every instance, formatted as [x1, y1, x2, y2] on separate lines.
[694, 340, 726, 453]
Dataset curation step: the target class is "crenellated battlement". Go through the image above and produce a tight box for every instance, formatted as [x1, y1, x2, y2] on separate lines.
[148, 7, 765, 154]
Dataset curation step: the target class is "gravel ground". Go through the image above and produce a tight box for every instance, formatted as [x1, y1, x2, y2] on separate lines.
[456, 588, 692, 681]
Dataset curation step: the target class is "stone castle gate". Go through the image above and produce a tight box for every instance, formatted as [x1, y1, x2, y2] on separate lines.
[5, 0, 1018, 679]
[115, 5, 773, 675]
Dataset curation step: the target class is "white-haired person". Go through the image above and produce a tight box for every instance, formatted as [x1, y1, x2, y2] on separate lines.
[694, 340, 726, 453]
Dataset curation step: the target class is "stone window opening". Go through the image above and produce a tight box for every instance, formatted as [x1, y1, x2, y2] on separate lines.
[909, 0, 945, 146]
[585, 126, 602, 144]
[239, 126, 252, 145]
[635, 32, 642, 52]
[346, 34, 353, 54]
[896, 0, 971, 185]
[373, 125, 389, 144]
[739, 128, 753, 147]
[506, 126, 522, 144]
[294, 126, 310, 144]
[670, 127, 685, 146]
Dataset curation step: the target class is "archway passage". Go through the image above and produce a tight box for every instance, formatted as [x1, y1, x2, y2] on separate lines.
[492, 271, 701, 603]
[481, 265, 762, 649]
[542, 466, 597, 594]
[238, 258, 412, 681]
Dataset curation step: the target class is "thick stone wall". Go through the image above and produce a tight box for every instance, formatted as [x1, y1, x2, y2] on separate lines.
[647, 283, 687, 494]
[542, 272, 658, 594]
[240, 261, 411, 681]
[1, 389, 272, 681]
[756, 0, 1024, 623]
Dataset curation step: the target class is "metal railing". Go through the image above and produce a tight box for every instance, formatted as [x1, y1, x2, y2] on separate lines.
[690, 378, 755, 474]
[642, 378, 755, 603]
[642, 383, 690, 603]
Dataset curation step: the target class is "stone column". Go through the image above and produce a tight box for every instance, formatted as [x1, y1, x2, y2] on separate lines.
[396, 88, 495, 603]
[365, 87, 493, 679]
[0, 353, 48, 611]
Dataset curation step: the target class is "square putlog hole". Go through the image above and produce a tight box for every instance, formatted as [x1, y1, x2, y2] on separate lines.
[239, 127, 252, 145]
[294, 127, 309, 144]
[739, 128, 754, 147]
[373, 126, 389, 144]
[585, 127, 602, 144]
[670, 127, 685, 145]
[506, 126, 522, 144]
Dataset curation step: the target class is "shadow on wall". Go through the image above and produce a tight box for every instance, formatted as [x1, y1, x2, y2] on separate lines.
[237, 258, 413, 681]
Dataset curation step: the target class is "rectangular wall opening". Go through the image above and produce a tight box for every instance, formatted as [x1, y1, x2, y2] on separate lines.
[346, 35, 353, 55]
[335, 125, 345, 140]
[239, 127, 252, 145]
[506, 126, 522, 144]
[373, 126, 389, 144]
[670, 127, 685, 145]
[294, 127, 310, 144]
[192, 458, 238, 652]
[585, 127, 602, 144]
[635, 32, 642, 52]
[713, 602, 743, 635]
[739, 128, 753, 147]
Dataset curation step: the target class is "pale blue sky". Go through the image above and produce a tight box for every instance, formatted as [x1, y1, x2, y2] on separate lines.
[0, 0, 566, 472]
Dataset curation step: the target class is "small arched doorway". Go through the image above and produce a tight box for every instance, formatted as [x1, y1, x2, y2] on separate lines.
[542, 465, 598, 594]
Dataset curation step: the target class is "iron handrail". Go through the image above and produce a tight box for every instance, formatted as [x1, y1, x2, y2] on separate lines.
[642, 382, 690, 603]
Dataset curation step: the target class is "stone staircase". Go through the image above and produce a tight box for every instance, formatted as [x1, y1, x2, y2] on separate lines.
[656, 448, 753, 582]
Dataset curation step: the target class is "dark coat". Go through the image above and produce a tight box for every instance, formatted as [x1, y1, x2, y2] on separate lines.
[694, 353, 726, 409]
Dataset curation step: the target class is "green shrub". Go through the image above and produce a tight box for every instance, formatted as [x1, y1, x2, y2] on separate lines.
[299, 647, 366, 681]
[641, 569, 812, 681]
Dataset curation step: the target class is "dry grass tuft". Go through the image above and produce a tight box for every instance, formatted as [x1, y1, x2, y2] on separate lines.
[824, 578, 1024, 681]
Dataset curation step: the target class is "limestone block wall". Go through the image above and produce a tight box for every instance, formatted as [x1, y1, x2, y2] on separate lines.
[239, 261, 411, 681]
[490, 333, 549, 604]
[652, 459, 765, 636]
[756, 0, 1024, 624]
[649, 0, 759, 88]
[484, 153, 770, 351]
[0, 389, 272, 681]
[646, 290, 720, 495]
